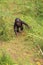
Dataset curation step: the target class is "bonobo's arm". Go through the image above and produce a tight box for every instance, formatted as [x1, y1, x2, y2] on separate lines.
[22, 21, 30, 28]
[14, 23, 17, 35]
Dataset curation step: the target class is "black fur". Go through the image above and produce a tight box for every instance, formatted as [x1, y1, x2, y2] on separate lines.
[14, 18, 30, 35]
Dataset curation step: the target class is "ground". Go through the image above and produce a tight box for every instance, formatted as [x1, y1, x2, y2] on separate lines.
[0, 32, 43, 65]
[0, 0, 43, 65]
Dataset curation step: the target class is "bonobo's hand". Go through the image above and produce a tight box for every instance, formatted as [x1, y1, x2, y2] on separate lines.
[29, 25, 31, 29]
[26, 25, 31, 30]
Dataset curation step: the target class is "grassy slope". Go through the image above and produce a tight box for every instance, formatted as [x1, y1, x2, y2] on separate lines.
[0, 0, 43, 65]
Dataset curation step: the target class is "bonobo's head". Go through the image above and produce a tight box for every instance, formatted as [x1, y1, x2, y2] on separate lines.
[15, 18, 21, 26]
[15, 18, 21, 22]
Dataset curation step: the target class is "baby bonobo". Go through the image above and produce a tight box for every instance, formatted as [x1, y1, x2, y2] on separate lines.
[14, 18, 30, 35]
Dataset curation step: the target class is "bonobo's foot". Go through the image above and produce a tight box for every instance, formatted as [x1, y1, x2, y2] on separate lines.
[15, 32, 18, 36]
[19, 31, 22, 33]
[15, 31, 20, 36]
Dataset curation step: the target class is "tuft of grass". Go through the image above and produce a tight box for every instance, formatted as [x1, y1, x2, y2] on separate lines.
[0, 16, 15, 41]
[0, 0, 43, 65]
[0, 50, 17, 65]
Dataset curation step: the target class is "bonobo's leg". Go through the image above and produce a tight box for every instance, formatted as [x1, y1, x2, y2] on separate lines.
[14, 27, 19, 35]
[17, 27, 19, 32]
[14, 26, 17, 35]
[20, 25, 23, 31]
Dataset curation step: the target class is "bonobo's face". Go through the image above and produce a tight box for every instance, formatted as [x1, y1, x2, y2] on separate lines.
[16, 18, 21, 26]
[17, 22, 20, 25]
[16, 22, 21, 26]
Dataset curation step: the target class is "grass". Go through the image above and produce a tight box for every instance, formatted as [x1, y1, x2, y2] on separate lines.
[0, 0, 43, 65]
[0, 50, 17, 65]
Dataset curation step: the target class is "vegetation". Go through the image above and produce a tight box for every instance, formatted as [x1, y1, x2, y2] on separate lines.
[0, 50, 17, 65]
[0, 0, 43, 65]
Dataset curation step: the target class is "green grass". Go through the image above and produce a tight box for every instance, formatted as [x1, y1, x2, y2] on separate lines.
[0, 50, 17, 65]
[0, 0, 43, 65]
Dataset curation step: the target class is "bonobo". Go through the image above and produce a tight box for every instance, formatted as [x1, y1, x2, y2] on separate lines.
[14, 18, 30, 35]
